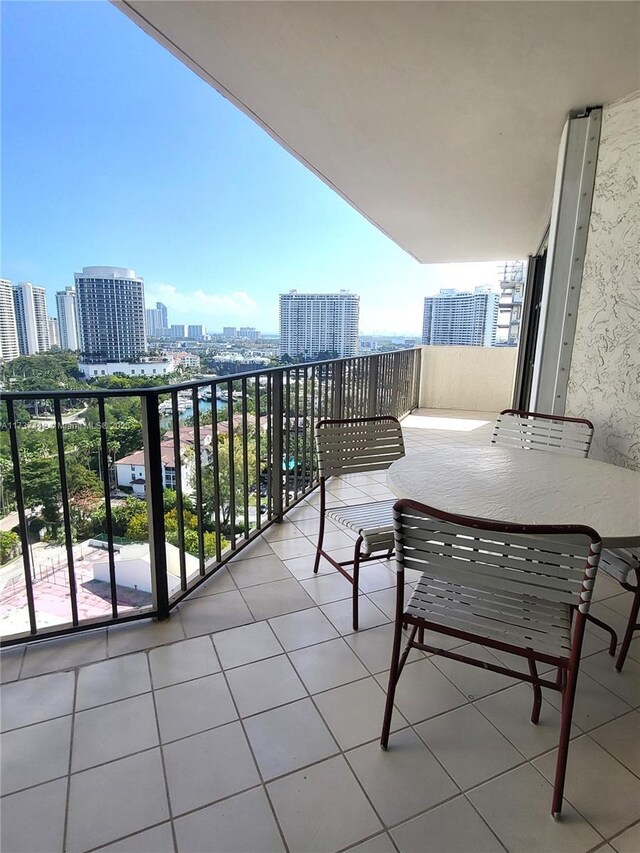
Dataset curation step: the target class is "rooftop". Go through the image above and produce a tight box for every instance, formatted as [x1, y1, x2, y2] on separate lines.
[2, 411, 638, 853]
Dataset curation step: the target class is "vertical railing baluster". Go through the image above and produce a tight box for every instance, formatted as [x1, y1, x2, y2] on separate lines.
[332, 360, 344, 419]
[254, 376, 262, 530]
[53, 398, 79, 626]
[98, 397, 119, 615]
[368, 355, 379, 416]
[271, 371, 284, 522]
[266, 375, 273, 520]
[171, 391, 187, 590]
[141, 392, 169, 620]
[241, 377, 250, 539]
[191, 388, 206, 574]
[309, 365, 316, 486]
[210, 383, 222, 562]
[5, 399, 37, 635]
[226, 379, 236, 550]
[302, 367, 309, 495]
[292, 368, 300, 499]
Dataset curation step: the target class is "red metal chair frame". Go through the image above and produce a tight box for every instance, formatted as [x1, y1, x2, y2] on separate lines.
[381, 499, 602, 818]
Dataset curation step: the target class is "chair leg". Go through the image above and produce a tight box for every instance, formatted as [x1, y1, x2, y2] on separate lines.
[552, 660, 579, 818]
[313, 489, 326, 575]
[352, 540, 362, 631]
[527, 656, 542, 724]
[615, 574, 640, 673]
[585, 612, 618, 656]
[381, 607, 405, 750]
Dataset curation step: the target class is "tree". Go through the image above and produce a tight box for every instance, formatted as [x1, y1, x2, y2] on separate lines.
[201, 433, 257, 532]
[126, 512, 149, 541]
[0, 531, 20, 565]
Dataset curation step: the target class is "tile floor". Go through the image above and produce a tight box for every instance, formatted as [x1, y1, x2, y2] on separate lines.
[1, 410, 639, 853]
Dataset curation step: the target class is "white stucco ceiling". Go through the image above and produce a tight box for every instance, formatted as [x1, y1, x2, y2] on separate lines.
[117, 1, 639, 263]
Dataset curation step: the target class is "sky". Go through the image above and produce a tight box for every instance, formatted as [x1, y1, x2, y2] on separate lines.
[2, 1, 509, 336]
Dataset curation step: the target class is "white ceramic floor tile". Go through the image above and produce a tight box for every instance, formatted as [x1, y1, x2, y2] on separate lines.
[226, 654, 307, 717]
[72, 693, 158, 772]
[300, 572, 353, 605]
[228, 554, 292, 588]
[314, 676, 408, 750]
[611, 822, 640, 853]
[344, 834, 397, 853]
[178, 590, 254, 638]
[544, 670, 632, 732]
[212, 620, 283, 669]
[321, 596, 389, 635]
[1, 715, 72, 794]
[269, 607, 339, 651]
[0, 646, 24, 683]
[375, 658, 467, 724]
[21, 632, 107, 678]
[581, 649, 640, 707]
[66, 749, 170, 853]
[284, 553, 334, 580]
[149, 635, 220, 688]
[244, 698, 338, 779]
[97, 823, 175, 852]
[163, 722, 259, 816]
[289, 637, 369, 694]
[474, 682, 579, 759]
[392, 796, 503, 853]
[268, 755, 383, 853]
[174, 787, 285, 852]
[0, 778, 67, 853]
[75, 653, 151, 711]
[270, 536, 317, 560]
[241, 578, 315, 620]
[1, 670, 75, 731]
[590, 710, 640, 776]
[431, 645, 517, 701]
[345, 623, 423, 674]
[347, 727, 459, 826]
[155, 672, 237, 742]
[534, 736, 640, 839]
[414, 703, 523, 790]
[107, 615, 186, 656]
[188, 566, 237, 598]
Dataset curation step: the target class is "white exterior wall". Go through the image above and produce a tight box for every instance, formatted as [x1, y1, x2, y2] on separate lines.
[419, 345, 517, 411]
[0, 279, 19, 361]
[565, 92, 640, 470]
[279, 291, 359, 357]
[56, 287, 79, 350]
[80, 360, 173, 378]
[13, 282, 50, 355]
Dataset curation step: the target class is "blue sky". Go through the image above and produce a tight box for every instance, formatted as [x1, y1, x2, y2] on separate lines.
[2, 1, 507, 335]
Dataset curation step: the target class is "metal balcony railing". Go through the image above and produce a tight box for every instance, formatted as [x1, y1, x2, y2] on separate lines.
[0, 348, 421, 646]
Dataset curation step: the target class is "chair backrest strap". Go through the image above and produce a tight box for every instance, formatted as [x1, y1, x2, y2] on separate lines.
[315, 416, 405, 478]
[393, 500, 601, 614]
[491, 410, 593, 457]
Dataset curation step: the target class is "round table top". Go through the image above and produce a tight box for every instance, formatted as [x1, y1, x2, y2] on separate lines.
[387, 444, 640, 546]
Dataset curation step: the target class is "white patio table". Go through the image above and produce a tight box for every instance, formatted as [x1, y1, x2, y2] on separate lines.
[387, 444, 640, 548]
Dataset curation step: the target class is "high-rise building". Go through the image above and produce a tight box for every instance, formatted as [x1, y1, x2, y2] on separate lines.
[13, 282, 50, 355]
[279, 290, 359, 358]
[169, 324, 187, 339]
[421, 287, 499, 347]
[187, 324, 206, 339]
[75, 266, 146, 363]
[222, 327, 237, 339]
[48, 317, 60, 348]
[0, 279, 19, 362]
[239, 327, 261, 342]
[56, 286, 79, 351]
[146, 302, 169, 337]
[496, 261, 525, 346]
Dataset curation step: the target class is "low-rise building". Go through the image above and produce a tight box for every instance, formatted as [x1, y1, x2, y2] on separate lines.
[79, 359, 174, 378]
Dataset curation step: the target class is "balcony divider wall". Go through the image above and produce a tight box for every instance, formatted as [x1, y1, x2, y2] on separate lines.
[0, 348, 420, 646]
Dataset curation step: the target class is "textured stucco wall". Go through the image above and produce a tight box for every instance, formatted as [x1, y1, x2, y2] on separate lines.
[566, 92, 640, 470]
[419, 346, 517, 411]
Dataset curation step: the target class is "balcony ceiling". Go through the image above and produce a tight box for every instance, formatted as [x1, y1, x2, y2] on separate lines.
[117, 1, 639, 262]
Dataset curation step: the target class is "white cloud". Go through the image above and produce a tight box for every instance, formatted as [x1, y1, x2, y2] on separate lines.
[145, 283, 259, 329]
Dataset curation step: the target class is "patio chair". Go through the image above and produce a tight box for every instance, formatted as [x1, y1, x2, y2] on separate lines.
[314, 416, 405, 630]
[597, 547, 640, 672]
[491, 409, 594, 457]
[381, 499, 602, 818]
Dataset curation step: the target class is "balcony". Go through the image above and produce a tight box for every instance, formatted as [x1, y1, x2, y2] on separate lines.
[2, 404, 639, 853]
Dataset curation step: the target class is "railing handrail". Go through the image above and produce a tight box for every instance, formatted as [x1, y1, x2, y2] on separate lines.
[0, 348, 420, 401]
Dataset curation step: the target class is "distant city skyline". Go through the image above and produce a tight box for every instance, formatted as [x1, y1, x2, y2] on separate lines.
[2, 2, 515, 336]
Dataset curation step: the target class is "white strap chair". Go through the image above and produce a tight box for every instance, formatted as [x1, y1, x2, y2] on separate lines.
[491, 409, 594, 457]
[491, 408, 623, 658]
[314, 416, 405, 630]
[598, 547, 640, 671]
[381, 499, 601, 818]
